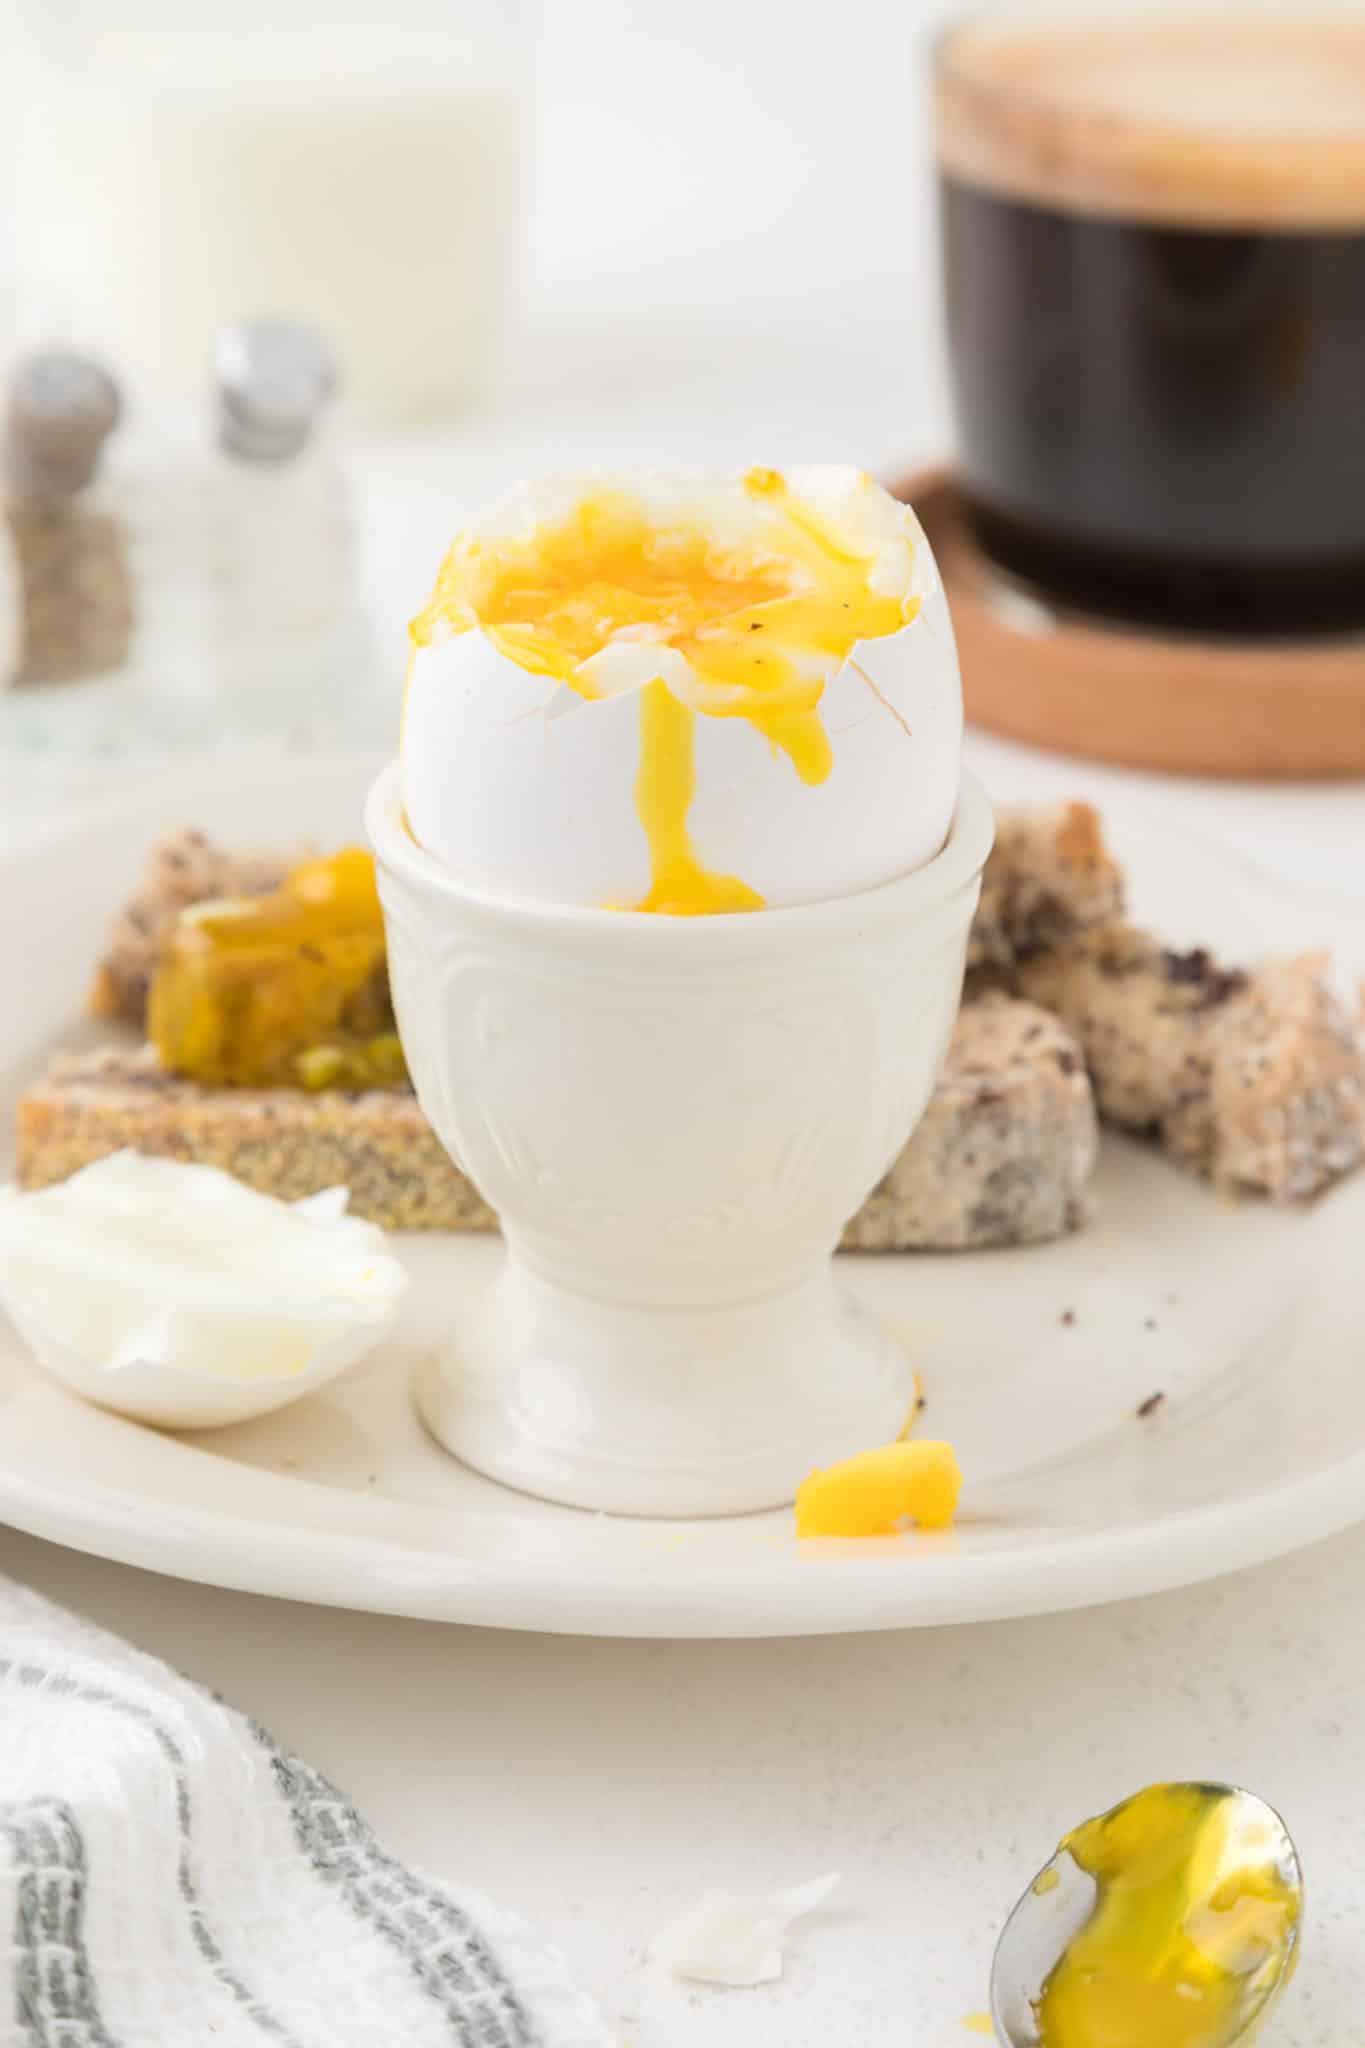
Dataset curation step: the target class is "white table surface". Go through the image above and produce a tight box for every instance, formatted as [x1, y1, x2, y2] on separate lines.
[4, 363, 1365, 2046]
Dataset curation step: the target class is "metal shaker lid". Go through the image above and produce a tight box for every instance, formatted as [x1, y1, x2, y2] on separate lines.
[5, 351, 123, 497]
[215, 319, 340, 462]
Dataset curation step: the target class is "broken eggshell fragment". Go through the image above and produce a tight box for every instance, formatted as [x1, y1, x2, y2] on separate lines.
[652, 1873, 843, 1987]
[0, 1152, 407, 1428]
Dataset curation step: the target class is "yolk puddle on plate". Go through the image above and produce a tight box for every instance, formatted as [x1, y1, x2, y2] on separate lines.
[794, 1439, 962, 1537]
[1035, 1782, 1300, 2048]
[411, 469, 917, 914]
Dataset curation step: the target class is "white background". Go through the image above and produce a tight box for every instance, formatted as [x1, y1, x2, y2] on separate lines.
[342, 0, 960, 663]
[522, 0, 951, 383]
[1, 0, 954, 415]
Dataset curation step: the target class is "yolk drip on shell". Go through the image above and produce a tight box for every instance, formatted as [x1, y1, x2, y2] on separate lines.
[634, 679, 764, 914]
[1036, 1783, 1300, 2048]
[411, 470, 917, 914]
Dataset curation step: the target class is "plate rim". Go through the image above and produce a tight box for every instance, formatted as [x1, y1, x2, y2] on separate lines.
[2, 753, 1363, 1637]
[1, 1399, 1363, 1637]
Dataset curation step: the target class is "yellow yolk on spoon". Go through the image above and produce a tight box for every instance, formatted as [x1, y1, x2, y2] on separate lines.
[1036, 1783, 1301, 2048]
[410, 471, 917, 915]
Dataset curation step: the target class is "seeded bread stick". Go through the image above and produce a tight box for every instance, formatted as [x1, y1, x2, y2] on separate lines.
[18, 997, 1099, 1251]
[1017, 926, 1365, 1200]
[92, 802, 1126, 1028]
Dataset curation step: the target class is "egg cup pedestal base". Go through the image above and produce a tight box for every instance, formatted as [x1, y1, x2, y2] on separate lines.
[415, 1256, 914, 1518]
[369, 761, 994, 1522]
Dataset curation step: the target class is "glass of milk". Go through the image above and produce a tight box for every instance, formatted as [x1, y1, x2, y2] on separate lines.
[15, 0, 525, 423]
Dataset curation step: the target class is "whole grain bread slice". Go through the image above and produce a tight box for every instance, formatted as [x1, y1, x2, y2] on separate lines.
[1017, 925, 1365, 1200]
[967, 800, 1125, 974]
[17, 1046, 493, 1233]
[18, 996, 1098, 1251]
[89, 828, 299, 1024]
[93, 804, 1126, 1028]
[849, 993, 1098, 1249]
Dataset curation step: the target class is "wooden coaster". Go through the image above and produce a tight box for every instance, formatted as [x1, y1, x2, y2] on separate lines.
[893, 465, 1365, 779]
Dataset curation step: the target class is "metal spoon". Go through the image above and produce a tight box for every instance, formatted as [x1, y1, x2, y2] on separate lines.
[990, 1783, 1304, 2048]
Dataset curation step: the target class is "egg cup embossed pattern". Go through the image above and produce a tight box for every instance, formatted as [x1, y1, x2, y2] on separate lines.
[369, 763, 992, 1516]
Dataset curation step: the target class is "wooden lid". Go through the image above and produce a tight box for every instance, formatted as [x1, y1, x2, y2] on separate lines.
[895, 466, 1365, 781]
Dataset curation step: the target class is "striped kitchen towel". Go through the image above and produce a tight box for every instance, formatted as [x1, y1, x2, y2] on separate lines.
[0, 1574, 610, 2048]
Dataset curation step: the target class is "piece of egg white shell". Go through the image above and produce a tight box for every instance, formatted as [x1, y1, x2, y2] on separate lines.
[652, 1872, 843, 1986]
[0, 1167, 407, 1431]
[401, 573, 962, 912]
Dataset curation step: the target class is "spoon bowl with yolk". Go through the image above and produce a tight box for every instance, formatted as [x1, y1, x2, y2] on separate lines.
[991, 1782, 1303, 2048]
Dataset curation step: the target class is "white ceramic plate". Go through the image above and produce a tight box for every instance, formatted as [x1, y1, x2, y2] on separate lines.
[2, 753, 1363, 1637]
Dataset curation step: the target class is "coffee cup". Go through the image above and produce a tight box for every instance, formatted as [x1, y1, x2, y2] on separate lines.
[936, 7, 1365, 633]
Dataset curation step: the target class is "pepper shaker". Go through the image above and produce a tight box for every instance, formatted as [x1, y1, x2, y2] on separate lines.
[0, 514, 19, 690]
[3, 351, 133, 687]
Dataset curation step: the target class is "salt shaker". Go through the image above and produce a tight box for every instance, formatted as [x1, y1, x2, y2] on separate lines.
[209, 319, 370, 738]
[3, 352, 133, 687]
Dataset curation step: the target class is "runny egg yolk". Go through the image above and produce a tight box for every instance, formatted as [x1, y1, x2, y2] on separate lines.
[794, 1439, 962, 1537]
[410, 470, 918, 915]
[1036, 1783, 1300, 2048]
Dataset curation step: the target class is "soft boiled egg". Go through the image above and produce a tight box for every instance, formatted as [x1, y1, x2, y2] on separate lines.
[400, 466, 962, 913]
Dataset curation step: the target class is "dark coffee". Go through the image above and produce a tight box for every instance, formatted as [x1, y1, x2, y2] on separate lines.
[936, 12, 1365, 634]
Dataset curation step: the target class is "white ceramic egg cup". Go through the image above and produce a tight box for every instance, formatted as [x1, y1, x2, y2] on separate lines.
[369, 763, 993, 1518]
